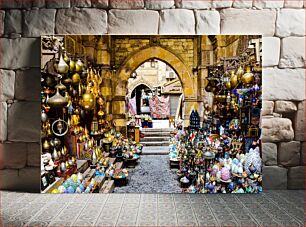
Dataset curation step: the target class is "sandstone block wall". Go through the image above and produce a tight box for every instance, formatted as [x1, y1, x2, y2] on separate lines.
[0, 0, 304, 192]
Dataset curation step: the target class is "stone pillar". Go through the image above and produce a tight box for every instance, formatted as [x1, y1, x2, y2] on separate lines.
[112, 79, 128, 135]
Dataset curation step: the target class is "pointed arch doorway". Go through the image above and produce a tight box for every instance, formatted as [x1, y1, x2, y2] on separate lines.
[112, 46, 198, 134]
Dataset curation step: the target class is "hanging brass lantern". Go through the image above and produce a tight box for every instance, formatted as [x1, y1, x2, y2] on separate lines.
[72, 73, 81, 85]
[47, 88, 68, 108]
[81, 89, 94, 110]
[229, 71, 238, 89]
[69, 59, 75, 72]
[57, 51, 69, 74]
[236, 66, 244, 81]
[43, 140, 50, 150]
[241, 66, 254, 85]
[75, 59, 83, 72]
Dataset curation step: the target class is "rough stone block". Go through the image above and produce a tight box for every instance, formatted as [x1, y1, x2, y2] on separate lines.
[56, 8, 107, 34]
[109, 10, 159, 34]
[274, 101, 297, 113]
[220, 9, 276, 36]
[284, 0, 304, 8]
[71, 0, 91, 7]
[278, 141, 301, 167]
[0, 10, 4, 36]
[159, 9, 195, 34]
[262, 68, 305, 101]
[23, 9, 56, 37]
[232, 0, 253, 8]
[91, 0, 108, 8]
[46, 0, 70, 8]
[8, 102, 40, 142]
[15, 68, 41, 101]
[279, 37, 305, 68]
[4, 10, 22, 34]
[276, 9, 305, 37]
[0, 168, 40, 192]
[294, 101, 305, 141]
[0, 0, 27, 9]
[262, 166, 287, 189]
[27, 143, 40, 167]
[0, 69, 15, 102]
[0, 38, 40, 69]
[301, 142, 305, 165]
[0, 142, 27, 169]
[262, 101, 274, 115]
[145, 0, 175, 9]
[262, 143, 278, 166]
[175, 0, 212, 8]
[262, 37, 280, 67]
[0, 169, 19, 190]
[253, 0, 284, 8]
[195, 10, 220, 34]
[288, 166, 304, 189]
[212, 0, 232, 8]
[32, 0, 46, 8]
[262, 117, 294, 142]
[110, 0, 144, 8]
[0, 102, 7, 142]
[19, 167, 40, 192]
[0, 168, 41, 192]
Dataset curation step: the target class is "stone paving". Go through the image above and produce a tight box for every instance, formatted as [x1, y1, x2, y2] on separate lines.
[0, 190, 304, 226]
[114, 153, 181, 193]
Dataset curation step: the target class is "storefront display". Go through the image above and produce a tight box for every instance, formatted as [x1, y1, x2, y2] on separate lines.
[40, 37, 142, 193]
[169, 42, 262, 193]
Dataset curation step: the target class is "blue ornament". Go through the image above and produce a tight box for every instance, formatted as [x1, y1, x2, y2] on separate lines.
[67, 186, 75, 193]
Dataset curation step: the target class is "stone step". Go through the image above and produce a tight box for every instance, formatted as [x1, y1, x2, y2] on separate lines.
[141, 128, 174, 133]
[142, 131, 171, 137]
[141, 141, 170, 146]
[141, 136, 170, 142]
[142, 146, 169, 155]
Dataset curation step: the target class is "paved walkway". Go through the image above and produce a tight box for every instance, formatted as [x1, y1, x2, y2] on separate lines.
[114, 154, 181, 193]
[1, 190, 304, 226]
[141, 146, 169, 155]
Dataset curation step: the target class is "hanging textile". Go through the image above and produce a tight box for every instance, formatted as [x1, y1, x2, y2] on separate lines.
[128, 96, 137, 116]
[149, 95, 170, 119]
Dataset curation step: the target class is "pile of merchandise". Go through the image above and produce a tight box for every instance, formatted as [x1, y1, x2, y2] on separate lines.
[41, 40, 142, 193]
[169, 54, 263, 193]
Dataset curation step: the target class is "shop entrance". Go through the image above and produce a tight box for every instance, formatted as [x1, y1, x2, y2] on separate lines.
[127, 59, 183, 129]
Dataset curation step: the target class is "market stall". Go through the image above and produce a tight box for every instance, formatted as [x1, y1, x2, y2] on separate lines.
[40, 37, 143, 193]
[169, 38, 263, 193]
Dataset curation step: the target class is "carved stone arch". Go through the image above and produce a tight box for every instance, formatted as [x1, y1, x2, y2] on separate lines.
[114, 46, 196, 99]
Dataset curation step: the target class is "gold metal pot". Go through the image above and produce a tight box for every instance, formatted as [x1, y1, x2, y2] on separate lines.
[241, 66, 254, 85]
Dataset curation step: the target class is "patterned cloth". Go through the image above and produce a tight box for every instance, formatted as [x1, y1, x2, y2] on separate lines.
[128, 96, 137, 115]
[149, 95, 170, 119]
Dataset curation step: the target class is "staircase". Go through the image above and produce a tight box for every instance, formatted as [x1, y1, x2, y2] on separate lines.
[140, 128, 173, 147]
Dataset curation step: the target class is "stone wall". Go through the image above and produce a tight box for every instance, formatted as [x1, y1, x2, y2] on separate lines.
[0, 0, 305, 192]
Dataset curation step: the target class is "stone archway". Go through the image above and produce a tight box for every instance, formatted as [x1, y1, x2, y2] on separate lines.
[112, 46, 198, 132]
[114, 46, 196, 99]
